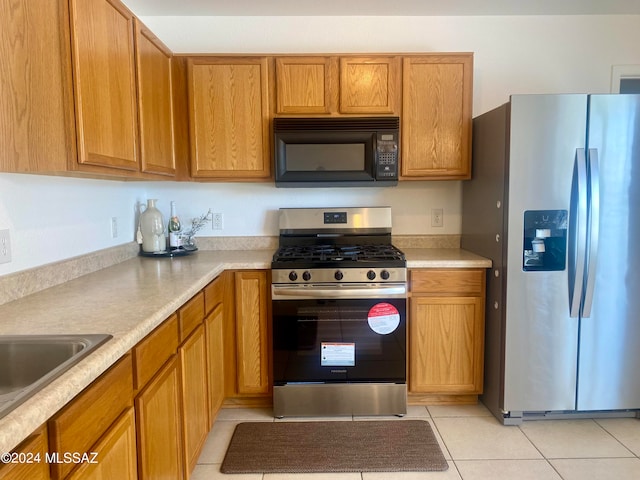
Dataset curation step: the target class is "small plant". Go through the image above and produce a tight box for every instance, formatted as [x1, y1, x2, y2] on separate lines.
[182, 209, 213, 247]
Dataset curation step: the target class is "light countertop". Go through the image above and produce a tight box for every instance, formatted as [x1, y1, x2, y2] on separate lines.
[0, 248, 490, 452]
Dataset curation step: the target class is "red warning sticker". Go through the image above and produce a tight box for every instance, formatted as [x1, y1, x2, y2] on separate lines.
[367, 303, 400, 335]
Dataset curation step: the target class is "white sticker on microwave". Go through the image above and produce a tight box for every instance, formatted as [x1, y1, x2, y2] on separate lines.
[367, 302, 400, 335]
[321, 342, 355, 367]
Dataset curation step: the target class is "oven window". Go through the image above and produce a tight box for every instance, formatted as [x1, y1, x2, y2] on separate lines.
[272, 299, 406, 384]
[285, 144, 365, 171]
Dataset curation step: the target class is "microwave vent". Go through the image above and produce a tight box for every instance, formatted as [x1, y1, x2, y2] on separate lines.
[274, 116, 399, 132]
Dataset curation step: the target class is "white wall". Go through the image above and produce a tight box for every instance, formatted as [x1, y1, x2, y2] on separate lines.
[1, 14, 639, 275]
[141, 15, 640, 115]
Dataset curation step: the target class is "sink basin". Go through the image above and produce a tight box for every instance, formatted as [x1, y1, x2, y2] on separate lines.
[0, 334, 112, 418]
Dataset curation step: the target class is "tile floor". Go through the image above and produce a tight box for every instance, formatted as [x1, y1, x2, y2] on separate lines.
[192, 403, 640, 480]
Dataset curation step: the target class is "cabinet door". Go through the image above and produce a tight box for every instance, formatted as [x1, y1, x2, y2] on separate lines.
[188, 57, 271, 179]
[339, 56, 400, 114]
[0, 0, 75, 174]
[67, 408, 137, 480]
[409, 296, 484, 394]
[205, 304, 225, 427]
[179, 325, 209, 477]
[275, 57, 335, 114]
[234, 271, 270, 395]
[135, 356, 183, 480]
[0, 426, 49, 480]
[69, 0, 139, 171]
[135, 20, 176, 176]
[401, 54, 473, 179]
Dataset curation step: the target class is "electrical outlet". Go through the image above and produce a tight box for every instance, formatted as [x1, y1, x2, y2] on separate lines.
[212, 212, 223, 230]
[0, 229, 12, 264]
[431, 208, 444, 228]
[110, 217, 118, 238]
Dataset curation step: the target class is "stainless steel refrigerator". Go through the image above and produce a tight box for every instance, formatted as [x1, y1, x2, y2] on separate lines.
[462, 94, 640, 424]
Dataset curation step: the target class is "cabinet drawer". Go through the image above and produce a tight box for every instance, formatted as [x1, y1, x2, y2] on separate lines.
[204, 275, 224, 316]
[133, 314, 179, 391]
[410, 269, 484, 295]
[49, 354, 133, 480]
[0, 425, 49, 480]
[179, 292, 205, 341]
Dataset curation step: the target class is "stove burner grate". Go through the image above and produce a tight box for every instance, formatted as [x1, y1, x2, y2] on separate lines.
[272, 244, 405, 264]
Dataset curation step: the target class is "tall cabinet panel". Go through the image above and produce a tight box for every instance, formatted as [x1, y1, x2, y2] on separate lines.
[134, 20, 176, 176]
[234, 271, 270, 396]
[69, 0, 139, 171]
[188, 57, 271, 179]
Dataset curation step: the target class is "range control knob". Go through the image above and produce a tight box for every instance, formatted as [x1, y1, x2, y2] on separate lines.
[380, 270, 390, 280]
[288, 271, 298, 281]
[334, 270, 344, 281]
[367, 270, 376, 280]
[302, 271, 312, 281]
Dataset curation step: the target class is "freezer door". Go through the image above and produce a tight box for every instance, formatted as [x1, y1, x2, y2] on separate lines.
[503, 94, 587, 412]
[577, 94, 640, 410]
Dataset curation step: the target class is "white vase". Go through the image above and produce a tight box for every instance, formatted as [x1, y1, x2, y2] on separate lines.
[140, 199, 166, 252]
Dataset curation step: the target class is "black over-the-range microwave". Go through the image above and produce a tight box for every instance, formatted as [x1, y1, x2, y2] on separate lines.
[273, 116, 400, 187]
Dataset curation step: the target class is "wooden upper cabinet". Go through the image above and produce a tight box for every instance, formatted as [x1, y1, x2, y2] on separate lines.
[0, 0, 77, 174]
[275, 57, 335, 114]
[401, 54, 473, 179]
[188, 57, 271, 180]
[339, 56, 400, 114]
[69, 0, 139, 172]
[135, 19, 176, 176]
[274, 55, 400, 116]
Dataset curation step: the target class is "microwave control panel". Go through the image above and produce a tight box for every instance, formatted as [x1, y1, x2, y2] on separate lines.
[375, 132, 399, 180]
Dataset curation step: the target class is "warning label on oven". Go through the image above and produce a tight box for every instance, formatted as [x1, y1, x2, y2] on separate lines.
[321, 342, 355, 367]
[367, 303, 400, 335]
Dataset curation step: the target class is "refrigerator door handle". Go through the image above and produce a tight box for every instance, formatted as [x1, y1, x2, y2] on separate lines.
[569, 148, 588, 318]
[582, 148, 600, 317]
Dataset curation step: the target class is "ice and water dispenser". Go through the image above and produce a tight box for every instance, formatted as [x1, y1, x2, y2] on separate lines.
[523, 210, 568, 271]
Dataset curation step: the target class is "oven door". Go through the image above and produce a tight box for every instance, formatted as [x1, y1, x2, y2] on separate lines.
[272, 292, 406, 385]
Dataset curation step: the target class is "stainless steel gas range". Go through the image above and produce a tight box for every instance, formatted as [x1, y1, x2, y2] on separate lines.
[271, 207, 407, 417]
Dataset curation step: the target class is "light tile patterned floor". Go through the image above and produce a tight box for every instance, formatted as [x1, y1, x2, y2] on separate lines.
[193, 404, 640, 480]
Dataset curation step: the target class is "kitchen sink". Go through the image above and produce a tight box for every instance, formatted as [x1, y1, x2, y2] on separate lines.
[0, 334, 112, 418]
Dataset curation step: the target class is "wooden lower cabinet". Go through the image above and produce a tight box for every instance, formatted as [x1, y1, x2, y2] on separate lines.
[179, 325, 209, 477]
[0, 426, 49, 480]
[48, 355, 133, 480]
[135, 356, 183, 480]
[410, 296, 485, 393]
[67, 408, 137, 480]
[2, 271, 260, 480]
[408, 269, 486, 404]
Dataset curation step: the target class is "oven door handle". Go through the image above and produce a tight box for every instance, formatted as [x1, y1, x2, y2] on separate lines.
[271, 283, 407, 300]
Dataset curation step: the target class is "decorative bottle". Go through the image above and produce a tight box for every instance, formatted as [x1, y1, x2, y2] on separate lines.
[168, 201, 182, 249]
[139, 199, 166, 253]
